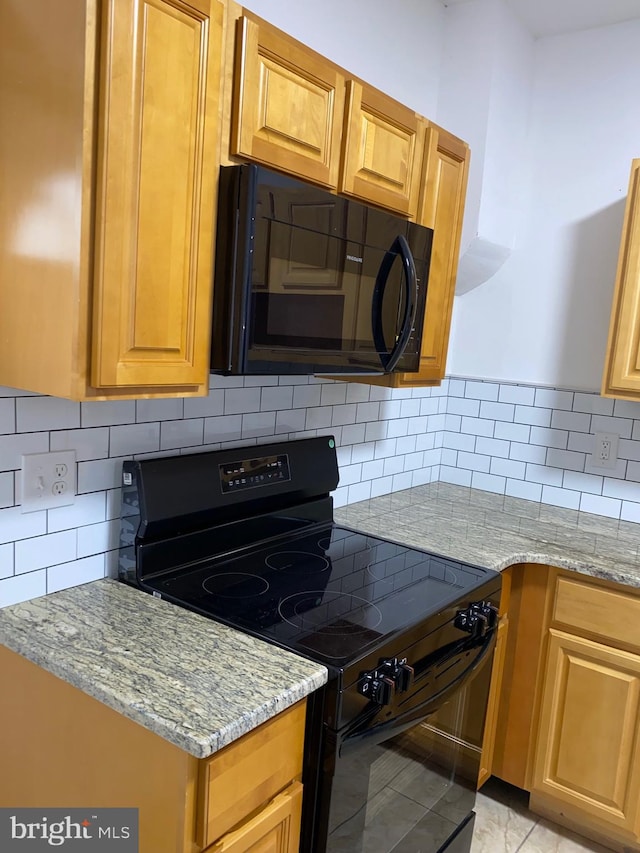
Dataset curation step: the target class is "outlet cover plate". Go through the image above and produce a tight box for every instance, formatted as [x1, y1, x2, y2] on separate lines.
[591, 432, 619, 470]
[21, 451, 77, 513]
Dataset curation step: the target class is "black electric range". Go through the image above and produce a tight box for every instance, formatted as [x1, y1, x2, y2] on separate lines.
[119, 436, 501, 853]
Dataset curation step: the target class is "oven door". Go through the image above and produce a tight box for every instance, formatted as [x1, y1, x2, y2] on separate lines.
[318, 631, 496, 853]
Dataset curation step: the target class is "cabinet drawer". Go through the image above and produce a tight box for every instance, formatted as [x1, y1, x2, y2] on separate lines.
[553, 575, 640, 651]
[208, 782, 303, 853]
[198, 701, 305, 847]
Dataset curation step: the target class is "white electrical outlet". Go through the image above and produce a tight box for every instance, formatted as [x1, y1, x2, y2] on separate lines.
[591, 432, 619, 470]
[20, 451, 76, 513]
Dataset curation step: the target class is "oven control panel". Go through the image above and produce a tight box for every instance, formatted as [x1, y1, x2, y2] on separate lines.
[219, 453, 291, 493]
[454, 601, 498, 638]
[358, 657, 415, 706]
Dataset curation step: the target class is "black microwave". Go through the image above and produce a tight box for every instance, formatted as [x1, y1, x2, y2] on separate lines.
[211, 165, 433, 375]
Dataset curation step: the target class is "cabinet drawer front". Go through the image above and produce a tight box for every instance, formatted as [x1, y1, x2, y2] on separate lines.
[553, 575, 640, 651]
[199, 702, 305, 847]
[209, 782, 303, 853]
[232, 16, 344, 188]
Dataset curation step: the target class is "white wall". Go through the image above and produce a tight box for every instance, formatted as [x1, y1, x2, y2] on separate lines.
[242, 0, 445, 119]
[449, 18, 640, 390]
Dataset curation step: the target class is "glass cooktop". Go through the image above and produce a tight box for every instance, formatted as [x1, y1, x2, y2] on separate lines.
[148, 524, 495, 667]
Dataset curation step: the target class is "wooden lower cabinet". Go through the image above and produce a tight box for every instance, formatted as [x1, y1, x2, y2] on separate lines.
[531, 630, 640, 843]
[208, 782, 302, 853]
[0, 645, 306, 853]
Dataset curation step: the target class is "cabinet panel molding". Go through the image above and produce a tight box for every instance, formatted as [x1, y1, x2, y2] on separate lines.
[232, 15, 344, 188]
[91, 0, 221, 388]
[603, 158, 640, 399]
[209, 782, 303, 853]
[339, 80, 425, 218]
[532, 629, 640, 836]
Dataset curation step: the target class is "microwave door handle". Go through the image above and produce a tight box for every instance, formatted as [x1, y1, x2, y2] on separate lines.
[371, 235, 418, 372]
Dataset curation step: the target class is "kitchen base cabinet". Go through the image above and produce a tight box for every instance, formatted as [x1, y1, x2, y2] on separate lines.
[0, 0, 223, 400]
[0, 644, 306, 853]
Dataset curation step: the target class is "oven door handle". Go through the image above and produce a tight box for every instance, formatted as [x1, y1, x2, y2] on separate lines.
[339, 628, 496, 755]
[371, 234, 417, 373]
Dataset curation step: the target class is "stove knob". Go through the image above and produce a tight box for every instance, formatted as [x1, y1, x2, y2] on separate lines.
[372, 676, 395, 706]
[396, 662, 414, 692]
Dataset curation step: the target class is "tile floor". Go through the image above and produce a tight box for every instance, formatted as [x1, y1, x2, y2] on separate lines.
[472, 779, 614, 852]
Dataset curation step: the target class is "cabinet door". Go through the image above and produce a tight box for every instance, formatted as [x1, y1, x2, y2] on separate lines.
[602, 159, 640, 400]
[91, 0, 222, 389]
[232, 15, 344, 189]
[339, 81, 425, 218]
[209, 782, 303, 853]
[531, 629, 640, 838]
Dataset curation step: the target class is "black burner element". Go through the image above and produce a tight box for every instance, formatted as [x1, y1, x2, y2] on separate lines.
[202, 572, 269, 599]
[278, 591, 384, 635]
[265, 551, 329, 574]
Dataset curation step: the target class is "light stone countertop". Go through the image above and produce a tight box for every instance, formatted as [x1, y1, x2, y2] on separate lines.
[0, 579, 327, 759]
[335, 482, 640, 588]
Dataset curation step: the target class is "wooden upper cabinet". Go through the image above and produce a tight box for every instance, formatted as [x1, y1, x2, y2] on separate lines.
[231, 15, 345, 188]
[602, 159, 640, 400]
[92, 0, 222, 389]
[340, 81, 426, 218]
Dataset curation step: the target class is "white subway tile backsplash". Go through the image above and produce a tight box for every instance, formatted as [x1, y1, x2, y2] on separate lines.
[480, 401, 515, 422]
[633, 421, 640, 441]
[407, 416, 429, 435]
[336, 446, 352, 468]
[355, 402, 380, 423]
[0, 570, 46, 606]
[110, 423, 160, 457]
[440, 466, 472, 487]
[510, 442, 547, 464]
[320, 383, 347, 406]
[0, 506, 47, 544]
[136, 398, 184, 423]
[276, 409, 307, 436]
[428, 414, 446, 432]
[383, 456, 404, 476]
[461, 417, 494, 437]
[307, 407, 333, 430]
[603, 477, 640, 501]
[579, 493, 622, 519]
[440, 449, 457, 466]
[0, 432, 49, 471]
[627, 461, 640, 482]
[541, 485, 580, 510]
[225, 388, 261, 415]
[444, 414, 462, 432]
[379, 400, 402, 421]
[416, 433, 437, 452]
[514, 405, 551, 427]
[242, 412, 276, 439]
[567, 431, 593, 453]
[457, 451, 490, 473]
[245, 376, 278, 387]
[374, 439, 397, 459]
[160, 419, 204, 450]
[261, 386, 294, 412]
[345, 384, 371, 404]
[364, 421, 387, 443]
[292, 385, 322, 409]
[361, 458, 384, 480]
[447, 379, 466, 397]
[368, 385, 393, 401]
[209, 374, 244, 388]
[420, 398, 440, 416]
[77, 458, 123, 493]
[0, 543, 13, 578]
[490, 457, 526, 480]
[400, 399, 421, 418]
[0, 399, 15, 434]
[546, 448, 585, 472]
[549, 410, 590, 433]
[423, 448, 442, 467]
[613, 399, 640, 419]
[412, 467, 436, 487]
[332, 486, 349, 507]
[332, 404, 357, 426]
[443, 432, 476, 452]
[464, 381, 499, 401]
[50, 427, 109, 462]
[572, 393, 613, 416]
[505, 479, 542, 502]
[17, 397, 80, 432]
[618, 439, 640, 461]
[471, 471, 505, 494]
[339, 463, 362, 486]
[0, 473, 13, 509]
[585, 455, 627, 479]
[396, 435, 417, 455]
[48, 492, 107, 533]
[562, 470, 603, 495]
[81, 400, 136, 428]
[447, 397, 480, 417]
[498, 385, 535, 405]
[534, 389, 573, 411]
[591, 414, 633, 439]
[494, 421, 530, 443]
[183, 392, 224, 419]
[526, 464, 563, 487]
[387, 418, 409, 438]
[47, 554, 105, 594]
[203, 414, 243, 443]
[475, 436, 510, 458]
[621, 502, 640, 522]
[347, 481, 372, 504]
[370, 476, 393, 497]
[341, 424, 367, 447]
[351, 443, 375, 465]
[529, 427, 567, 449]
[15, 530, 76, 574]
